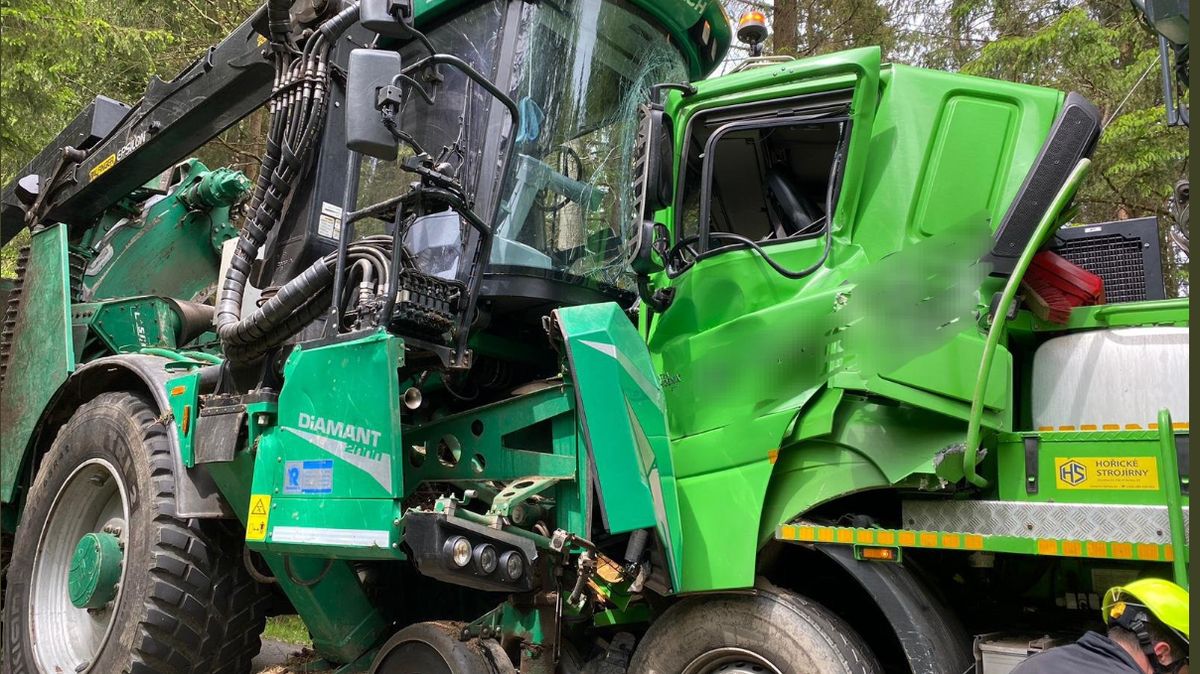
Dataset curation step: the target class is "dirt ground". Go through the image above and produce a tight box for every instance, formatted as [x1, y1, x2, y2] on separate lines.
[252, 640, 332, 674]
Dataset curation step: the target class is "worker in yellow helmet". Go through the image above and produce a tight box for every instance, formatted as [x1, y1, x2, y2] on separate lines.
[1012, 578, 1188, 674]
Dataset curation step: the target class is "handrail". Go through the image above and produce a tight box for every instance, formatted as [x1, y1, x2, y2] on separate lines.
[962, 159, 1092, 487]
[1092, 298, 1190, 318]
[1157, 408, 1189, 588]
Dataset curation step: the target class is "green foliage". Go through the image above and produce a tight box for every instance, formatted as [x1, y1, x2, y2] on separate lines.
[1, 2, 174, 180]
[0, 0, 259, 277]
[263, 615, 313, 646]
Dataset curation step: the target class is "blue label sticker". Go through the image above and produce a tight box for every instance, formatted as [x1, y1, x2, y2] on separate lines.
[283, 459, 334, 494]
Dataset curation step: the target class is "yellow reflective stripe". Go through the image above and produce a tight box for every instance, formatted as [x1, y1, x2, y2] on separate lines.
[1036, 422, 1188, 431]
[778, 524, 1172, 561]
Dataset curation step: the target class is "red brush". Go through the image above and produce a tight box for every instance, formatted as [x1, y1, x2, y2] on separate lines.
[1028, 251, 1105, 305]
[1021, 251, 1105, 324]
[1022, 275, 1073, 323]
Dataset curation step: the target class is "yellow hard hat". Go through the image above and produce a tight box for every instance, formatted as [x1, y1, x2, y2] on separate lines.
[1103, 578, 1189, 645]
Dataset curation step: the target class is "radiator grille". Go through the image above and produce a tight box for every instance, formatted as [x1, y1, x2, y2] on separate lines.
[1052, 233, 1148, 303]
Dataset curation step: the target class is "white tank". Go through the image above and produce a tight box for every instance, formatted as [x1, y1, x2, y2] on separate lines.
[1030, 327, 1189, 428]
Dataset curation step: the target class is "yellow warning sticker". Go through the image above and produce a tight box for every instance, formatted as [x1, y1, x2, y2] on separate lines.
[89, 153, 117, 181]
[1055, 457, 1159, 491]
[245, 494, 271, 541]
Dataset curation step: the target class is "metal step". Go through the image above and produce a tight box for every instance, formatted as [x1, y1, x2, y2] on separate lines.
[902, 499, 1189, 546]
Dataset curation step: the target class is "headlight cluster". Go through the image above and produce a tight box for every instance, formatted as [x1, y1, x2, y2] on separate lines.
[405, 511, 538, 593]
[444, 535, 524, 582]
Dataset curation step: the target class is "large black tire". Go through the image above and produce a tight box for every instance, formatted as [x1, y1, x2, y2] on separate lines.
[2, 392, 266, 674]
[628, 583, 881, 674]
[201, 524, 273, 674]
[370, 621, 499, 674]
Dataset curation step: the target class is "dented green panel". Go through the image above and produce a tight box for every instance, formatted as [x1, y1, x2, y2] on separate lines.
[0, 224, 74, 506]
[555, 302, 684, 587]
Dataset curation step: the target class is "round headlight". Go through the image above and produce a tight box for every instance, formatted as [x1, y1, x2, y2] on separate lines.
[500, 551, 524, 581]
[474, 544, 498, 574]
[445, 536, 472, 568]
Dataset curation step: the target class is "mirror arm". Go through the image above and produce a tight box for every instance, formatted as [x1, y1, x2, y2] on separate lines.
[403, 54, 520, 127]
[649, 82, 697, 105]
[637, 276, 675, 313]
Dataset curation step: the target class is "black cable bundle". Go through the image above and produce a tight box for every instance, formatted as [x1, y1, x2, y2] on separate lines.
[223, 235, 396, 362]
[215, 3, 360, 362]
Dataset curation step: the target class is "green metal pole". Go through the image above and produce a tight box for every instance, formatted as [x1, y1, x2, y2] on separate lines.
[1156, 408, 1188, 588]
[178, 350, 223, 364]
[962, 159, 1092, 488]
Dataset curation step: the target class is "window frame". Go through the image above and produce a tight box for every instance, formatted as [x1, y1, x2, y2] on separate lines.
[671, 91, 855, 272]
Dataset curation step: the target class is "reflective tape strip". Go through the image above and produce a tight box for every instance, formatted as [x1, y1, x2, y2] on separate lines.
[777, 523, 1176, 562]
[1035, 422, 1188, 432]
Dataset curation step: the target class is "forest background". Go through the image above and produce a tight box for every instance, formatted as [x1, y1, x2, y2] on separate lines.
[0, 0, 1189, 292]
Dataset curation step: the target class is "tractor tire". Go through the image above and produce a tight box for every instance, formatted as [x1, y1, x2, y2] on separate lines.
[201, 523, 273, 674]
[628, 582, 881, 674]
[370, 621, 501, 674]
[1, 392, 264, 674]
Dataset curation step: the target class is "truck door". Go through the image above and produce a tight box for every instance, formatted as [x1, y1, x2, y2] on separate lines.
[638, 48, 882, 590]
[648, 47, 880, 441]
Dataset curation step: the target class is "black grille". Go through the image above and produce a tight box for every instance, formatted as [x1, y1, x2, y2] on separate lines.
[1048, 217, 1164, 303]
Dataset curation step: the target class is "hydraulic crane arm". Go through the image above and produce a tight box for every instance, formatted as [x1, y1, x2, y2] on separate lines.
[0, 6, 276, 246]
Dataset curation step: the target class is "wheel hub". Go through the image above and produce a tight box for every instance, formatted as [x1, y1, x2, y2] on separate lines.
[30, 458, 130, 673]
[68, 532, 123, 609]
[682, 647, 784, 674]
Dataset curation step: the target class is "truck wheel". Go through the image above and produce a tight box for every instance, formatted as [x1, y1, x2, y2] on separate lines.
[628, 584, 881, 674]
[0, 392, 248, 674]
[370, 621, 498, 674]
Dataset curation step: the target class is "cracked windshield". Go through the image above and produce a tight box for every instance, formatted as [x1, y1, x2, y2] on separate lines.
[493, 0, 688, 289]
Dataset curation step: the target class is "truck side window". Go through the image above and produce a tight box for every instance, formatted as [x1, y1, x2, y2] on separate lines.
[707, 121, 844, 247]
[676, 100, 850, 258]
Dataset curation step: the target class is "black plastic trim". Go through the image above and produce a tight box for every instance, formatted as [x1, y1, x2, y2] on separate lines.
[986, 92, 1101, 276]
[817, 545, 974, 674]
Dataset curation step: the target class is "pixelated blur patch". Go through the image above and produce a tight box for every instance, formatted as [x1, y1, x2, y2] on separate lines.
[833, 217, 992, 379]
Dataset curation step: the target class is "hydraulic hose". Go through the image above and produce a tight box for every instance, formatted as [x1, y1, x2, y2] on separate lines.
[215, 6, 359, 361]
[266, 0, 292, 45]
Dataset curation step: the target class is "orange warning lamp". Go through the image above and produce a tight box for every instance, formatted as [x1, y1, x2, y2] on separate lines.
[737, 11, 769, 56]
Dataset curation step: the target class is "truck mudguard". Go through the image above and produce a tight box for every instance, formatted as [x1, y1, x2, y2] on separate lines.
[14, 353, 231, 519]
[818, 545, 973, 674]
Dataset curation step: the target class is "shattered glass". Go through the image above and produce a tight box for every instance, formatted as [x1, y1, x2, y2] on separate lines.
[490, 0, 688, 289]
[354, 0, 687, 294]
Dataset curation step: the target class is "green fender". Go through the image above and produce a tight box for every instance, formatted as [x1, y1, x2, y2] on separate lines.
[759, 392, 971, 546]
[553, 303, 684, 587]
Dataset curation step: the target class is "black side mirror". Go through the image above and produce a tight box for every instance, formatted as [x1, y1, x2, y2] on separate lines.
[627, 102, 675, 272]
[627, 99, 680, 311]
[634, 103, 674, 217]
[345, 49, 402, 160]
[630, 220, 668, 276]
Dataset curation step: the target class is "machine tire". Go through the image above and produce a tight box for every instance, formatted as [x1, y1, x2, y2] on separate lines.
[0, 392, 256, 674]
[628, 582, 881, 674]
[201, 523, 273, 674]
[370, 621, 499, 674]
